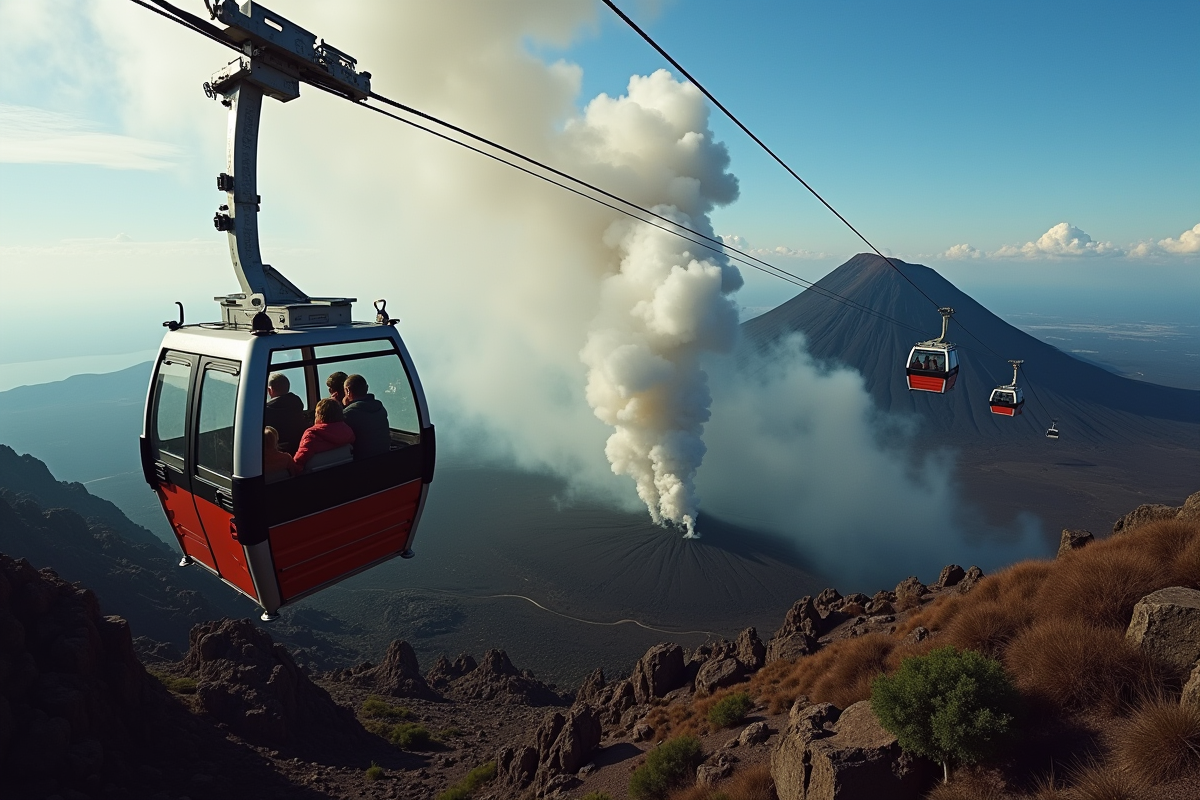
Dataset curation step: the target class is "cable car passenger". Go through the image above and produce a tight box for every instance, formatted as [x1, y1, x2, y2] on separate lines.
[909, 354, 923, 369]
[326, 371, 348, 405]
[264, 373, 308, 453]
[293, 398, 356, 471]
[263, 426, 298, 479]
[343, 374, 391, 459]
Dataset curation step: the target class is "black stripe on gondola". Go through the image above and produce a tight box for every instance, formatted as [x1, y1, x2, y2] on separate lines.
[231, 444, 427, 545]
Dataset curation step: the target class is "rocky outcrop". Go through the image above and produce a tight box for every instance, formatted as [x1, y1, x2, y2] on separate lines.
[0, 554, 163, 793]
[181, 617, 364, 748]
[695, 657, 745, 696]
[632, 643, 686, 703]
[768, 597, 821, 662]
[894, 576, 927, 610]
[1125, 587, 1200, 673]
[1182, 663, 1200, 710]
[813, 588, 843, 615]
[497, 704, 601, 794]
[1057, 529, 1094, 557]
[443, 649, 564, 706]
[1179, 491, 1200, 525]
[956, 566, 985, 594]
[934, 564, 966, 589]
[736, 627, 767, 672]
[350, 639, 439, 700]
[772, 700, 934, 800]
[1113, 503, 1179, 535]
[426, 652, 478, 690]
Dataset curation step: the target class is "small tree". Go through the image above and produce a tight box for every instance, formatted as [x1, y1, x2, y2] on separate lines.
[870, 645, 1018, 782]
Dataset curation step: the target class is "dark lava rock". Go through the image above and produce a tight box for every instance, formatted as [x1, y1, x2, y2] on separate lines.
[576, 668, 606, 706]
[767, 596, 821, 663]
[426, 652, 478, 690]
[934, 564, 966, 589]
[956, 566, 985, 595]
[695, 657, 746, 696]
[350, 640, 440, 700]
[1057, 529, 1095, 557]
[813, 588, 843, 615]
[735, 627, 766, 672]
[498, 704, 602, 791]
[631, 643, 687, 704]
[181, 617, 364, 748]
[0, 553, 165, 792]
[1113, 503, 1178, 535]
[444, 649, 564, 706]
[894, 577, 927, 609]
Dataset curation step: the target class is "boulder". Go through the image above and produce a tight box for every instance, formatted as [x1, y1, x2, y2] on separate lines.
[1178, 491, 1200, 525]
[444, 649, 563, 706]
[773, 701, 934, 800]
[904, 626, 930, 645]
[1182, 663, 1200, 709]
[894, 577, 927, 609]
[695, 658, 745, 696]
[767, 597, 821, 663]
[934, 564, 966, 589]
[813, 588, 843, 615]
[956, 566, 985, 595]
[1125, 587, 1200, 672]
[576, 668, 606, 706]
[632, 643, 686, 704]
[735, 627, 766, 672]
[182, 618, 365, 747]
[772, 702, 841, 800]
[497, 743, 539, 788]
[351, 639, 439, 700]
[697, 755, 735, 786]
[739, 720, 771, 746]
[533, 705, 602, 788]
[1113, 503, 1178, 535]
[1057, 529, 1094, 557]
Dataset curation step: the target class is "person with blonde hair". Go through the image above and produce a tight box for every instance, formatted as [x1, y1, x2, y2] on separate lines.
[293, 398, 355, 470]
[263, 426, 298, 478]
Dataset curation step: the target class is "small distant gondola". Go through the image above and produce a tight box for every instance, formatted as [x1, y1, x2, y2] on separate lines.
[1045, 419, 1060, 439]
[989, 360, 1025, 417]
[905, 307, 959, 393]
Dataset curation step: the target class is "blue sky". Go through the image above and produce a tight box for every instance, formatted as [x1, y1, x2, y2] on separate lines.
[0, 0, 1197, 372]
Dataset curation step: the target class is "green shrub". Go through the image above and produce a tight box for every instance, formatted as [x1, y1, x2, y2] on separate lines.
[365, 762, 384, 782]
[708, 692, 754, 729]
[361, 696, 413, 721]
[435, 726, 465, 741]
[871, 646, 1019, 783]
[390, 722, 433, 749]
[435, 761, 496, 800]
[629, 735, 704, 800]
[150, 672, 197, 695]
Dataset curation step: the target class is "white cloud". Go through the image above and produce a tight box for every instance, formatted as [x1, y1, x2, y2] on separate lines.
[992, 222, 1120, 258]
[941, 243, 981, 260]
[1158, 222, 1200, 254]
[0, 104, 183, 170]
[719, 233, 831, 259]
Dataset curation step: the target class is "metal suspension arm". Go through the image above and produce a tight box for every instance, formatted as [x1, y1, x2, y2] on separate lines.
[211, 63, 308, 304]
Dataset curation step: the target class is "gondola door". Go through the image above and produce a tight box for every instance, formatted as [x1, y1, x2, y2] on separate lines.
[145, 352, 218, 571]
[189, 358, 259, 600]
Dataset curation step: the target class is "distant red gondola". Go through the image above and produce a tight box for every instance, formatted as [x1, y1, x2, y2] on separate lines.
[989, 360, 1025, 416]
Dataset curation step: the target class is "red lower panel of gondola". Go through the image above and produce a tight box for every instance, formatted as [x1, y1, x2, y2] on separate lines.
[990, 404, 1022, 416]
[156, 483, 218, 572]
[269, 480, 423, 601]
[908, 374, 947, 392]
[194, 494, 258, 599]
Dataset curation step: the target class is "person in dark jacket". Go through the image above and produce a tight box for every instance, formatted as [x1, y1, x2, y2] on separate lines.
[264, 372, 308, 453]
[342, 374, 391, 459]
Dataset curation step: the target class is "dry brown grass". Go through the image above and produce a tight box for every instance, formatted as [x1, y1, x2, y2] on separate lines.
[1037, 545, 1163, 629]
[666, 763, 775, 800]
[1068, 763, 1148, 800]
[750, 633, 894, 714]
[1174, 531, 1200, 588]
[924, 770, 1005, 800]
[1004, 618, 1163, 713]
[942, 599, 1035, 659]
[1112, 699, 1200, 783]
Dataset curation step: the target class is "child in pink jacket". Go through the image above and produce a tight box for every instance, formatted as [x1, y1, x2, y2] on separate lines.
[292, 398, 355, 473]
